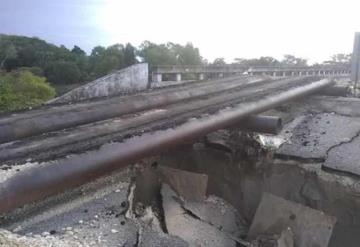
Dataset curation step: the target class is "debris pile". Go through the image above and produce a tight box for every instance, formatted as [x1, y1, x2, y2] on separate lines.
[127, 163, 337, 247]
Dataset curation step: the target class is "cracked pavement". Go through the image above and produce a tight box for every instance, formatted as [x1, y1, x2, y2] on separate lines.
[277, 113, 360, 161]
[275, 107, 360, 177]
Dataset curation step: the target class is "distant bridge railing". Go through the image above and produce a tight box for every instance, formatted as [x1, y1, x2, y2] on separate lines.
[151, 64, 247, 74]
[248, 65, 350, 77]
[150, 64, 350, 82]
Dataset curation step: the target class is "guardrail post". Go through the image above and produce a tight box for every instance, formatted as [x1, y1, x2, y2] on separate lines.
[175, 73, 182, 82]
[152, 73, 162, 82]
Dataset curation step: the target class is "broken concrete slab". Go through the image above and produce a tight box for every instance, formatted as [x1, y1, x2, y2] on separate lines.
[183, 195, 247, 237]
[158, 128, 360, 246]
[139, 227, 189, 247]
[324, 134, 360, 176]
[159, 166, 208, 201]
[277, 228, 294, 247]
[161, 184, 237, 247]
[205, 130, 233, 153]
[249, 228, 294, 247]
[277, 113, 360, 160]
[248, 193, 337, 247]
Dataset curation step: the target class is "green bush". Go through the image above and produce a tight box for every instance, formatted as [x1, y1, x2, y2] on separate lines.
[16, 66, 44, 76]
[0, 70, 55, 112]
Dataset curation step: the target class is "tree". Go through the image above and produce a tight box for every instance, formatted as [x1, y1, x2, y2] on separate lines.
[88, 44, 127, 78]
[71, 45, 89, 81]
[0, 70, 55, 112]
[0, 36, 17, 70]
[323, 53, 351, 66]
[0, 34, 206, 85]
[45, 61, 81, 84]
[124, 43, 137, 67]
[138, 41, 203, 66]
[16, 66, 44, 76]
[71, 45, 86, 56]
[93, 55, 120, 77]
[138, 41, 177, 65]
[170, 42, 203, 65]
[212, 58, 226, 65]
[281, 54, 308, 66]
[233, 57, 280, 67]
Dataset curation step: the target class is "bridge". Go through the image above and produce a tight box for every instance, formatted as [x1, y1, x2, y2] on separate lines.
[150, 64, 350, 82]
[0, 67, 357, 246]
[150, 64, 247, 82]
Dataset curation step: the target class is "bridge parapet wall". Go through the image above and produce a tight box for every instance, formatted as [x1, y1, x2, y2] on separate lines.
[48, 63, 149, 104]
[151, 65, 350, 83]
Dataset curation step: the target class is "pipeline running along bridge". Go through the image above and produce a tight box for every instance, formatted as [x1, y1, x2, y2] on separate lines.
[0, 71, 347, 214]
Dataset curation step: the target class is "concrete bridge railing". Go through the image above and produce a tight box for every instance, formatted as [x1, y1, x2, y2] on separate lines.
[150, 64, 247, 82]
[248, 66, 351, 77]
[150, 65, 351, 83]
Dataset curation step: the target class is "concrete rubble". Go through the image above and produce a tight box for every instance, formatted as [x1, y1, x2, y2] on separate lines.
[161, 184, 238, 247]
[152, 94, 360, 247]
[248, 193, 336, 247]
[250, 227, 294, 247]
[0, 229, 83, 247]
[130, 164, 248, 246]
[159, 166, 208, 201]
[182, 195, 246, 237]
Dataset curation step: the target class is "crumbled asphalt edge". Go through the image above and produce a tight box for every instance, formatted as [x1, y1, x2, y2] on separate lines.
[273, 113, 360, 178]
[152, 183, 168, 233]
[274, 153, 325, 163]
[125, 179, 136, 219]
[0, 167, 133, 229]
[133, 228, 141, 247]
[125, 170, 170, 245]
[125, 168, 168, 231]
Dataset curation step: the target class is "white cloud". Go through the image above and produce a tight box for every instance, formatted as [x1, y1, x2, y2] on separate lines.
[94, 0, 360, 63]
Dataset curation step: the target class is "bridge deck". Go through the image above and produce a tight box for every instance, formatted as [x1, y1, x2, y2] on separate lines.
[0, 75, 334, 214]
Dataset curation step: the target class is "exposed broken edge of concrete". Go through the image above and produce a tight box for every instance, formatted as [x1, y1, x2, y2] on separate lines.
[161, 184, 239, 247]
[47, 63, 149, 104]
[125, 163, 249, 247]
[248, 192, 336, 247]
[159, 166, 208, 201]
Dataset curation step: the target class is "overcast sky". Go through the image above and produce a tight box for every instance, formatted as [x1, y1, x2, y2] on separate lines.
[0, 0, 359, 64]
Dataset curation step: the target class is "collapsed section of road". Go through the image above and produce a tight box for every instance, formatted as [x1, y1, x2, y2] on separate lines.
[0, 77, 333, 214]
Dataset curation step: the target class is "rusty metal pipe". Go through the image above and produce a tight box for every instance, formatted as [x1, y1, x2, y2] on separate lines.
[0, 115, 281, 164]
[0, 78, 333, 214]
[317, 85, 349, 97]
[0, 76, 266, 144]
[236, 115, 282, 134]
